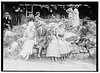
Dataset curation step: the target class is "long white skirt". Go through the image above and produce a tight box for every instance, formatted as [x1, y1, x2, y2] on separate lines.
[58, 40, 72, 54]
[20, 40, 35, 58]
[46, 39, 60, 57]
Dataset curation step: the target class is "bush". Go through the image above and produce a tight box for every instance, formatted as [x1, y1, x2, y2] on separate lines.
[3, 25, 25, 58]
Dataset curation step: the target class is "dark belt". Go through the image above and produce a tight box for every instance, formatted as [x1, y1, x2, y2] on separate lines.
[58, 34, 64, 38]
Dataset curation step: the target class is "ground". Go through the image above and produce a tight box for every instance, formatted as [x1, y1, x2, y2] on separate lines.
[3, 54, 96, 71]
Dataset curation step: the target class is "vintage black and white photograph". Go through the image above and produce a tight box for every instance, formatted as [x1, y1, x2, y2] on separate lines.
[1, 1, 98, 72]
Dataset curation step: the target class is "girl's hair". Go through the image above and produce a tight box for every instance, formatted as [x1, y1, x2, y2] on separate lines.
[27, 18, 35, 22]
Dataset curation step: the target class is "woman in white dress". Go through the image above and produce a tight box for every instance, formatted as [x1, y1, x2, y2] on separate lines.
[20, 21, 37, 60]
[46, 28, 60, 62]
[66, 7, 74, 27]
[73, 7, 80, 27]
[56, 23, 72, 60]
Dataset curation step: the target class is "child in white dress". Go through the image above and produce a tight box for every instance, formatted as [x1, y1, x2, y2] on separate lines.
[46, 30, 60, 62]
[56, 24, 72, 61]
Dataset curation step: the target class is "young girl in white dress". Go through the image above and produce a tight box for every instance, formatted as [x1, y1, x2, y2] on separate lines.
[56, 23, 72, 61]
[46, 29, 60, 62]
